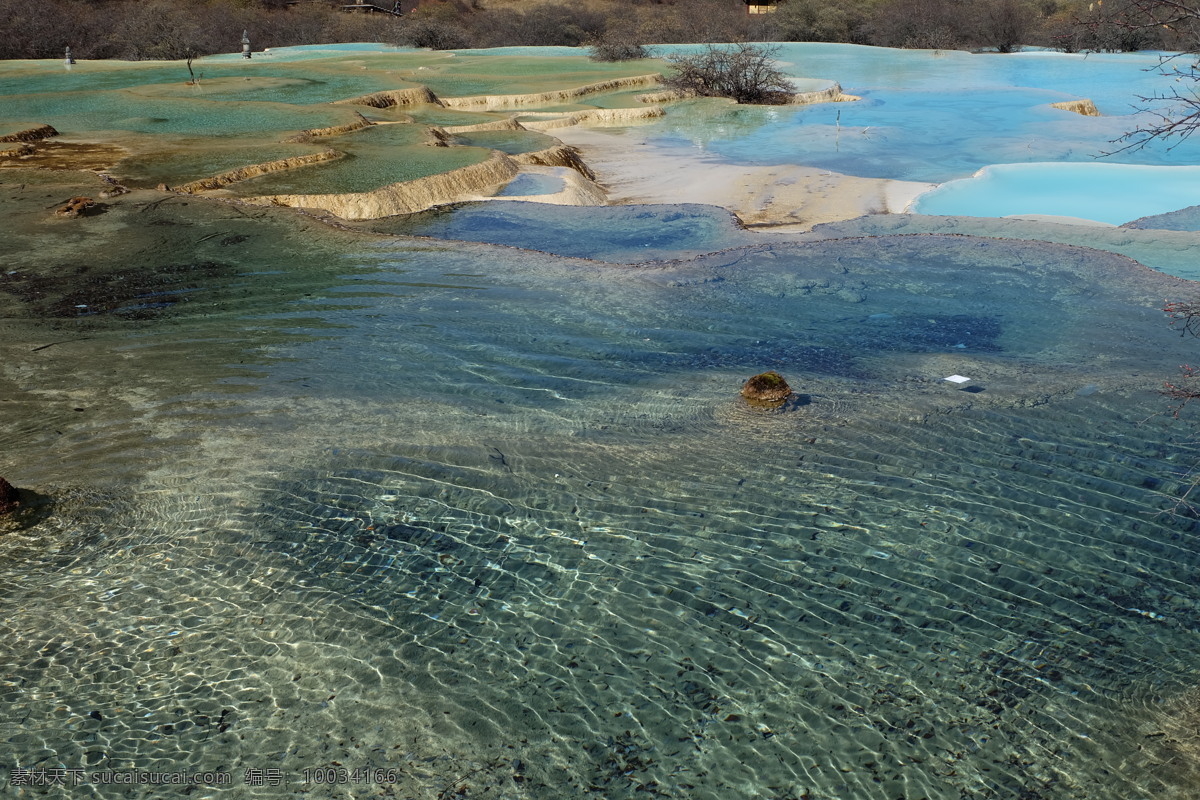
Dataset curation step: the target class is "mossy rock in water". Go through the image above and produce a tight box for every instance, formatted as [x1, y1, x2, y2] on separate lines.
[741, 371, 792, 405]
[0, 476, 20, 516]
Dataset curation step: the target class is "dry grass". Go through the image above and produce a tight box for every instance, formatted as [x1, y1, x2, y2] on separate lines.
[473, 0, 638, 11]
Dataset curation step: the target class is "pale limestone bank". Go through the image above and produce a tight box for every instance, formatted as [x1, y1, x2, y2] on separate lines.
[513, 144, 597, 181]
[285, 112, 375, 142]
[552, 125, 933, 232]
[634, 83, 858, 106]
[440, 75, 663, 111]
[173, 150, 343, 194]
[333, 75, 663, 113]
[636, 89, 689, 104]
[438, 118, 526, 135]
[335, 86, 441, 109]
[788, 82, 860, 105]
[494, 165, 608, 207]
[519, 106, 666, 131]
[240, 151, 522, 218]
[1050, 99, 1100, 116]
[0, 124, 59, 143]
[234, 140, 608, 218]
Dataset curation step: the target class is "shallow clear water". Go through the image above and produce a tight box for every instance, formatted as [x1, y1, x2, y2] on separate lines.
[5, 169, 1200, 798]
[497, 172, 566, 196]
[371, 201, 760, 261]
[450, 129, 558, 155]
[807, 212, 1200, 280]
[7, 44, 1200, 800]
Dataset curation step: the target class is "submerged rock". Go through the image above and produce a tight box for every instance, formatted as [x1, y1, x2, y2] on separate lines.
[741, 371, 792, 406]
[98, 173, 129, 198]
[0, 477, 19, 515]
[55, 196, 95, 218]
[1050, 98, 1100, 117]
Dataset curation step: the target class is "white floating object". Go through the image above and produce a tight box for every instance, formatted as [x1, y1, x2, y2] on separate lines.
[944, 375, 971, 384]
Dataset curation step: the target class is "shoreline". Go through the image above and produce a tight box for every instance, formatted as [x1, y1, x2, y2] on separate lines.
[551, 125, 934, 232]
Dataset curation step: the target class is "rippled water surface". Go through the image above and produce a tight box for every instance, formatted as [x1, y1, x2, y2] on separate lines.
[5, 169, 1200, 799]
[6, 43, 1200, 800]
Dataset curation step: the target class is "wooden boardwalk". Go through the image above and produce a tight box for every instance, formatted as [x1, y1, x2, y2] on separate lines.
[340, 1, 403, 15]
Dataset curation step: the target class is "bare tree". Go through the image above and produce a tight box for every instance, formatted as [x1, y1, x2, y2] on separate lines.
[1106, 59, 1200, 152]
[586, 27, 649, 61]
[868, 0, 971, 49]
[1080, 0, 1200, 151]
[399, 19, 473, 49]
[663, 42, 795, 105]
[975, 0, 1039, 52]
[767, 0, 873, 44]
[1160, 300, 1200, 416]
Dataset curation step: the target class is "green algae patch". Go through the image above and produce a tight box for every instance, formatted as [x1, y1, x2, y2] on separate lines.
[3, 89, 353, 139]
[125, 76, 325, 100]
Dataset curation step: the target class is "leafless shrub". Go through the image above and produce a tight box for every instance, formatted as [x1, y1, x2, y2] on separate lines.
[471, 4, 606, 48]
[867, 0, 972, 49]
[766, 0, 874, 43]
[398, 18, 474, 50]
[974, 0, 1039, 52]
[586, 27, 649, 61]
[662, 42, 794, 105]
[1161, 301, 1200, 416]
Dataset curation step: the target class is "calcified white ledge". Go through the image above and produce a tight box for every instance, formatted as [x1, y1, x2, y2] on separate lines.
[550, 125, 932, 232]
[190, 76, 874, 222]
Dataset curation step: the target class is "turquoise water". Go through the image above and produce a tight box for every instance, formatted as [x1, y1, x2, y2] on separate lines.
[910, 163, 1200, 224]
[644, 44, 1198, 185]
[8, 44, 1200, 800]
[496, 173, 566, 196]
